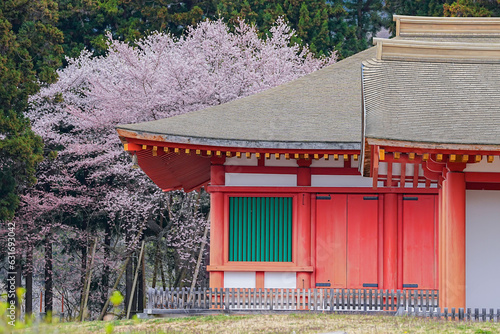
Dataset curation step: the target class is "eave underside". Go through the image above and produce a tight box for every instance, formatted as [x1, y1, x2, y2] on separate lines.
[120, 133, 361, 192]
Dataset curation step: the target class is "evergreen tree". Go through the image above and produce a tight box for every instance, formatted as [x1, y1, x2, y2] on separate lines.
[326, 0, 361, 58]
[385, 0, 499, 34]
[443, 0, 499, 17]
[216, 0, 338, 56]
[57, 0, 215, 58]
[385, 0, 449, 17]
[344, 0, 385, 53]
[0, 0, 63, 220]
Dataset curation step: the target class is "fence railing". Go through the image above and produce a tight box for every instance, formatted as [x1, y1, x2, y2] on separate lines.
[404, 307, 500, 322]
[146, 287, 438, 313]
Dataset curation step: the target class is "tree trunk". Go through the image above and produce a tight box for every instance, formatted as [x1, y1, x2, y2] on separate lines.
[137, 253, 144, 312]
[188, 214, 209, 303]
[159, 257, 167, 290]
[152, 200, 165, 289]
[127, 241, 145, 319]
[80, 221, 87, 311]
[174, 266, 187, 288]
[98, 254, 132, 320]
[80, 238, 97, 321]
[25, 245, 33, 318]
[125, 257, 132, 307]
[101, 223, 111, 311]
[44, 236, 53, 314]
[14, 256, 22, 320]
[132, 255, 138, 313]
[142, 251, 146, 310]
[125, 252, 135, 315]
[125, 230, 134, 315]
[152, 242, 159, 289]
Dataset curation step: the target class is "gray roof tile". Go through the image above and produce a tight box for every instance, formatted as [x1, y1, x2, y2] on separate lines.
[117, 48, 377, 150]
[362, 58, 500, 145]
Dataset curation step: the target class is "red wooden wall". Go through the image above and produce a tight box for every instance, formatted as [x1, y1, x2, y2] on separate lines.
[315, 193, 437, 290]
[401, 195, 437, 289]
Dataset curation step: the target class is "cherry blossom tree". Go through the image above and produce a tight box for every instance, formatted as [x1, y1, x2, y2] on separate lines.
[20, 18, 336, 319]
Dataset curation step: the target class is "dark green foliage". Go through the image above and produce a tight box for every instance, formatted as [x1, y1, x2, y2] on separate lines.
[215, 0, 339, 56]
[385, 0, 448, 18]
[0, 0, 63, 220]
[55, 0, 348, 57]
[385, 0, 499, 34]
[443, 0, 500, 17]
[344, 0, 385, 53]
[57, 0, 214, 57]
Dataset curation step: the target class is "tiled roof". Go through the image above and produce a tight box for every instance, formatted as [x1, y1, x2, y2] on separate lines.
[117, 48, 376, 150]
[362, 55, 500, 146]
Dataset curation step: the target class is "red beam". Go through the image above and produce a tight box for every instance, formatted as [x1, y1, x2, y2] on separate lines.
[380, 152, 422, 165]
[311, 168, 359, 175]
[375, 143, 500, 156]
[223, 166, 361, 175]
[207, 265, 314, 272]
[207, 186, 438, 194]
[465, 172, 500, 183]
[466, 182, 500, 190]
[225, 166, 297, 174]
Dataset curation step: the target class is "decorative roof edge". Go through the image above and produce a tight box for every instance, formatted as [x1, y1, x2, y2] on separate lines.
[116, 128, 361, 151]
[373, 38, 500, 63]
[366, 138, 500, 153]
[393, 15, 500, 37]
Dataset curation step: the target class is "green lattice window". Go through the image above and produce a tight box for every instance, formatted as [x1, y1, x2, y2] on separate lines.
[229, 196, 292, 262]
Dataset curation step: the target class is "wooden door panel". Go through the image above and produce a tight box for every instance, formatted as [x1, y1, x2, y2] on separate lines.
[315, 194, 347, 288]
[402, 195, 436, 289]
[347, 195, 379, 288]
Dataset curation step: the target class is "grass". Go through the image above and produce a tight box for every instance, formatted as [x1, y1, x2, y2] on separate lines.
[5, 313, 500, 334]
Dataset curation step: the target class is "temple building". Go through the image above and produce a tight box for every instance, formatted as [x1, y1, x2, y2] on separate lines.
[116, 15, 500, 310]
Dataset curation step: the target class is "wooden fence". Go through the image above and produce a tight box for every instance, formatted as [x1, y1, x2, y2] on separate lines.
[404, 307, 500, 322]
[146, 287, 438, 313]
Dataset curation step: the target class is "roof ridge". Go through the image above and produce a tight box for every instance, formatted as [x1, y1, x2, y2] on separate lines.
[374, 38, 500, 63]
[393, 15, 500, 38]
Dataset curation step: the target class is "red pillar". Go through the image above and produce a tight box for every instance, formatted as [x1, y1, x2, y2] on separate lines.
[383, 193, 398, 290]
[296, 160, 312, 289]
[209, 160, 225, 288]
[441, 170, 466, 309]
[438, 186, 445, 305]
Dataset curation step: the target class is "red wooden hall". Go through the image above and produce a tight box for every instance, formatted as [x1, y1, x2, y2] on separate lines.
[116, 16, 500, 310]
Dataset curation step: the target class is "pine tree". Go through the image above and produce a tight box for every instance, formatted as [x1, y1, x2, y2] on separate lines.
[444, 0, 499, 17]
[344, 0, 385, 53]
[0, 0, 63, 220]
[56, 0, 213, 58]
[216, 0, 337, 56]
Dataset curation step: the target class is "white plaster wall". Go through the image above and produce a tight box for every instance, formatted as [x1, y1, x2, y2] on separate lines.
[311, 175, 373, 187]
[466, 190, 500, 309]
[264, 272, 297, 289]
[351, 156, 360, 168]
[378, 162, 388, 175]
[225, 173, 297, 186]
[265, 155, 298, 167]
[224, 272, 256, 288]
[405, 163, 416, 177]
[392, 163, 402, 175]
[464, 156, 500, 172]
[225, 156, 258, 166]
